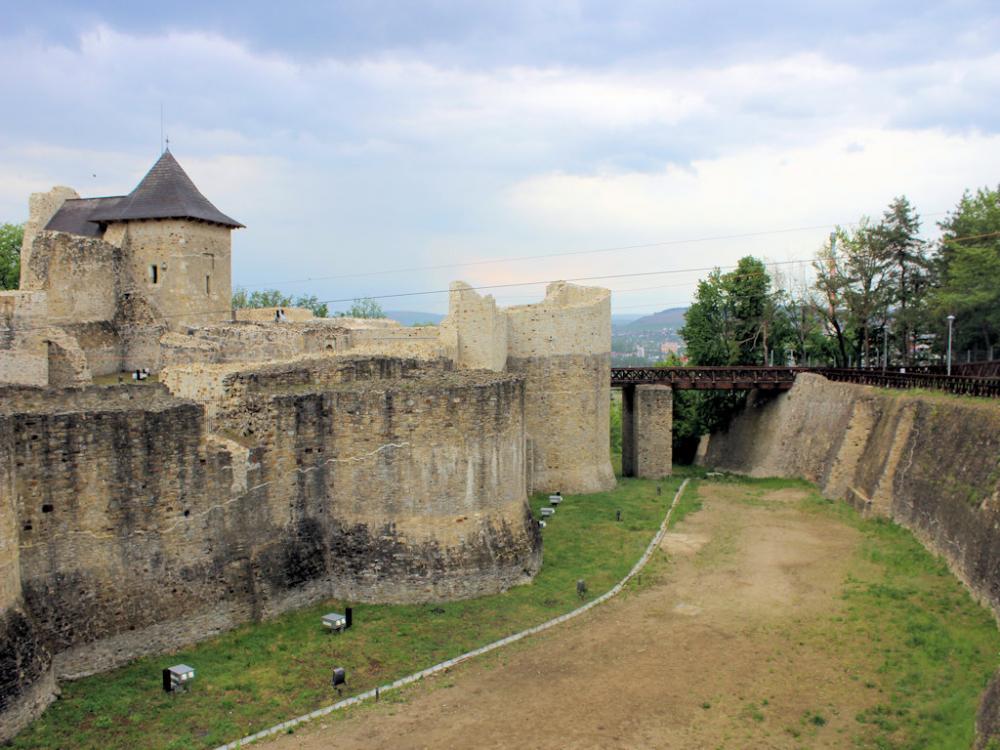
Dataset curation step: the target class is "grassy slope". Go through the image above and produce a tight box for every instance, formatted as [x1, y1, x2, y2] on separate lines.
[697, 474, 1000, 749]
[12, 476, 680, 750]
[804, 490, 1000, 749]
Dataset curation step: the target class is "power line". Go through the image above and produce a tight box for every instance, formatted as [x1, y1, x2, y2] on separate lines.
[5, 224, 988, 336]
[5, 258, 810, 335]
[237, 212, 951, 290]
[315, 257, 818, 305]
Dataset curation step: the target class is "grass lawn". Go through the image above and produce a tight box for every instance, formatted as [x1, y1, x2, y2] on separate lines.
[698, 473, 1000, 749]
[12, 475, 681, 750]
[802, 487, 1000, 749]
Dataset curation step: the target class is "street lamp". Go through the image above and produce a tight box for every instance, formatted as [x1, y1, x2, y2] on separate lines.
[947, 315, 956, 376]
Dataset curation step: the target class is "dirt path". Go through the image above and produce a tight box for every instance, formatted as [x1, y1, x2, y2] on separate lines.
[264, 482, 871, 749]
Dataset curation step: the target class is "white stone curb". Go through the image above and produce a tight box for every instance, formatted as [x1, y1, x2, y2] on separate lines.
[215, 478, 691, 750]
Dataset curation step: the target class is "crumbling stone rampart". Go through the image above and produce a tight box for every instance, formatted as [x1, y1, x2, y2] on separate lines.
[21, 231, 122, 325]
[505, 282, 614, 493]
[2, 168, 612, 740]
[0, 355, 539, 734]
[0, 409, 55, 741]
[0, 292, 49, 387]
[19, 187, 78, 281]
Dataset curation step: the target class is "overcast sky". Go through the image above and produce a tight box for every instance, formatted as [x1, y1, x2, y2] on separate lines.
[3, 1, 999, 314]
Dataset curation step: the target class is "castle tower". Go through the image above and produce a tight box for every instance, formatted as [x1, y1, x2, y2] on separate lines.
[91, 151, 243, 330]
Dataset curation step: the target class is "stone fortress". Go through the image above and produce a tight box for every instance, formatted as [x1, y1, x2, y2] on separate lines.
[0, 153, 615, 739]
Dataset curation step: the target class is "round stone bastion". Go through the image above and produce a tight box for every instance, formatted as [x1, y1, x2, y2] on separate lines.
[277, 369, 543, 603]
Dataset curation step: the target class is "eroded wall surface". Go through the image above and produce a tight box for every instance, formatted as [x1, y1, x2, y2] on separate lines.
[0, 410, 55, 741]
[506, 282, 614, 494]
[19, 187, 78, 282]
[0, 355, 539, 736]
[20, 231, 121, 325]
[0, 292, 49, 387]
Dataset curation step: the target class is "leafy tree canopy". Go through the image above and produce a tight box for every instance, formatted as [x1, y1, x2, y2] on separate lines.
[231, 288, 329, 318]
[0, 222, 23, 290]
[334, 297, 385, 319]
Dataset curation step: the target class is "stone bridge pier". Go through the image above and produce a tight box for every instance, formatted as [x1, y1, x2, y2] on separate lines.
[620, 384, 673, 479]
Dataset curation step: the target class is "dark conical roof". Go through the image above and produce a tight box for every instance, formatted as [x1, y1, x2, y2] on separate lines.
[88, 150, 243, 228]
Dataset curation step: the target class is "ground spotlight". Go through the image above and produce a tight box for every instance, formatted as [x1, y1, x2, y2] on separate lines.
[322, 607, 353, 633]
[162, 664, 195, 693]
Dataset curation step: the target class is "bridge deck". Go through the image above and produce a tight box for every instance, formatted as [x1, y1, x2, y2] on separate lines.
[610, 366, 1000, 398]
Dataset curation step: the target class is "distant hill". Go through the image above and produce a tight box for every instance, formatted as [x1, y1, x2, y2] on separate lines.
[611, 314, 644, 329]
[625, 307, 688, 331]
[383, 310, 445, 326]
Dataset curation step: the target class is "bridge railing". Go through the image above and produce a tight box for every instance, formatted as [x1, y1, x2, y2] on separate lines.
[610, 366, 797, 389]
[809, 368, 1000, 398]
[610, 366, 1000, 398]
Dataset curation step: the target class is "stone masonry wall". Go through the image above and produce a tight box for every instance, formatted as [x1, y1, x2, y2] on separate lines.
[104, 219, 233, 331]
[0, 412, 56, 742]
[236, 307, 314, 323]
[438, 281, 507, 371]
[506, 282, 614, 493]
[19, 187, 78, 284]
[0, 354, 538, 732]
[0, 292, 49, 387]
[622, 385, 673, 479]
[20, 231, 121, 325]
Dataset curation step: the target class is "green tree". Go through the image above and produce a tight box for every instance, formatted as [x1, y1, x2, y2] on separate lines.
[609, 393, 622, 456]
[292, 294, 329, 318]
[676, 256, 781, 458]
[336, 298, 385, 319]
[933, 186, 1000, 358]
[878, 196, 928, 364]
[811, 237, 852, 366]
[231, 289, 329, 318]
[839, 220, 892, 367]
[232, 288, 293, 309]
[0, 222, 23, 290]
[680, 256, 776, 366]
[932, 246, 1000, 359]
[680, 269, 733, 365]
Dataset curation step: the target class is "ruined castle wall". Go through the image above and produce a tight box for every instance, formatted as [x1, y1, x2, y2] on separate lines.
[438, 282, 507, 371]
[0, 292, 48, 387]
[0, 361, 537, 695]
[158, 323, 354, 371]
[699, 374, 1000, 617]
[505, 282, 614, 494]
[0, 412, 56, 742]
[19, 187, 78, 286]
[345, 325, 447, 360]
[105, 220, 233, 330]
[161, 354, 452, 426]
[20, 232, 120, 325]
[211, 371, 539, 604]
[56, 322, 122, 377]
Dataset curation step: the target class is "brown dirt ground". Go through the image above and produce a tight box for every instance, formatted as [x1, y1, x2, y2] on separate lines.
[264, 482, 875, 749]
